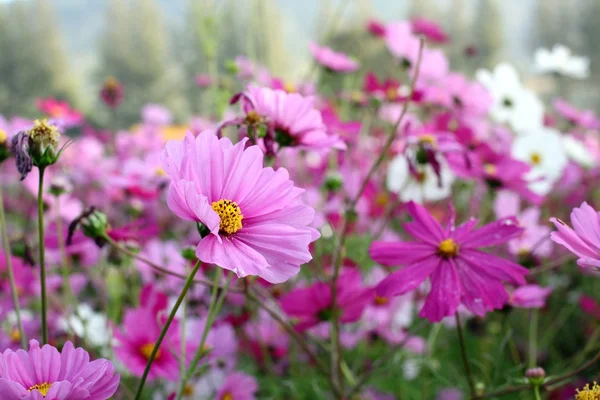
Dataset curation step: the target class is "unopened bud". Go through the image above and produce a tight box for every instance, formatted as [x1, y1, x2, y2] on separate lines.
[181, 246, 197, 261]
[49, 176, 72, 197]
[323, 172, 343, 192]
[525, 367, 545, 385]
[80, 210, 108, 242]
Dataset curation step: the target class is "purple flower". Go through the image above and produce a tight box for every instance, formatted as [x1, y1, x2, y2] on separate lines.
[10, 131, 32, 180]
[370, 202, 528, 322]
[0, 339, 119, 399]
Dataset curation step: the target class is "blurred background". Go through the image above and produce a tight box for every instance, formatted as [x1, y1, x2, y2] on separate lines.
[0, 0, 598, 125]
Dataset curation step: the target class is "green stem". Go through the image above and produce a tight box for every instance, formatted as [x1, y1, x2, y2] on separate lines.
[177, 269, 230, 399]
[529, 310, 539, 368]
[455, 313, 475, 396]
[54, 201, 76, 307]
[37, 167, 48, 344]
[533, 385, 542, 400]
[0, 186, 27, 348]
[134, 260, 202, 400]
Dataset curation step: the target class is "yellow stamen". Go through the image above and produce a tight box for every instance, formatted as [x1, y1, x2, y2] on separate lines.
[530, 152, 542, 166]
[28, 382, 52, 396]
[10, 327, 21, 343]
[375, 192, 388, 207]
[576, 382, 600, 400]
[140, 343, 160, 361]
[28, 119, 60, 148]
[245, 110, 262, 125]
[283, 81, 297, 93]
[484, 163, 497, 176]
[385, 87, 397, 101]
[183, 384, 194, 396]
[438, 238, 459, 258]
[374, 295, 389, 306]
[155, 167, 167, 177]
[0, 129, 7, 144]
[222, 393, 234, 400]
[419, 134, 436, 146]
[211, 200, 243, 235]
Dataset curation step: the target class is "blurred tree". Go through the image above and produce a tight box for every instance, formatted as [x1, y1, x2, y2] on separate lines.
[472, 0, 504, 68]
[96, 0, 186, 125]
[0, 0, 78, 118]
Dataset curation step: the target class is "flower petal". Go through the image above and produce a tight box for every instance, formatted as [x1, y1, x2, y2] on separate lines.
[376, 257, 439, 298]
[418, 261, 461, 322]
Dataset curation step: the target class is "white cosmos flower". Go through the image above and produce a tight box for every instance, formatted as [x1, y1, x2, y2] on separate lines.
[563, 135, 595, 168]
[534, 44, 590, 79]
[61, 304, 111, 347]
[386, 153, 454, 203]
[511, 128, 568, 196]
[476, 63, 544, 133]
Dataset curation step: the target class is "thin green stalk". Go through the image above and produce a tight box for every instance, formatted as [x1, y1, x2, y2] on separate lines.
[54, 201, 77, 307]
[134, 260, 202, 400]
[533, 385, 542, 400]
[179, 296, 187, 389]
[0, 186, 27, 348]
[37, 167, 48, 344]
[455, 313, 475, 396]
[529, 310, 539, 368]
[178, 270, 230, 399]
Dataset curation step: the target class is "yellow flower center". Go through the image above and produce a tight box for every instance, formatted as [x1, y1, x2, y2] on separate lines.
[374, 295, 389, 306]
[155, 167, 167, 177]
[10, 327, 21, 343]
[222, 393, 234, 400]
[28, 119, 60, 148]
[211, 200, 243, 235]
[245, 110, 262, 125]
[484, 163, 497, 176]
[0, 129, 7, 144]
[419, 134, 436, 146]
[283, 81, 297, 93]
[385, 87, 397, 101]
[104, 76, 120, 90]
[29, 382, 53, 396]
[140, 342, 160, 361]
[529, 152, 542, 166]
[577, 382, 600, 400]
[438, 238, 459, 258]
[183, 384, 194, 396]
[375, 192, 388, 207]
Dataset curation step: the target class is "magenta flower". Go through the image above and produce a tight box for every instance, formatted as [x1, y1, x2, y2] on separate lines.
[371, 202, 528, 322]
[550, 202, 600, 268]
[0, 340, 119, 399]
[280, 269, 373, 331]
[113, 286, 181, 381]
[36, 98, 83, 128]
[309, 42, 359, 73]
[510, 285, 552, 309]
[244, 85, 346, 151]
[367, 19, 387, 37]
[410, 18, 449, 44]
[216, 372, 258, 400]
[162, 130, 320, 283]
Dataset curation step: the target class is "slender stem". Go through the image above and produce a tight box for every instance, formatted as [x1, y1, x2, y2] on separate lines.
[533, 385, 542, 400]
[133, 260, 202, 400]
[0, 186, 27, 348]
[529, 310, 539, 368]
[328, 37, 426, 395]
[455, 313, 475, 396]
[178, 269, 227, 399]
[37, 167, 48, 344]
[179, 296, 187, 392]
[54, 201, 76, 307]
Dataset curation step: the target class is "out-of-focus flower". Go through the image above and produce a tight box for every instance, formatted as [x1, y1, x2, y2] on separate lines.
[100, 76, 124, 109]
[563, 135, 595, 168]
[576, 382, 600, 399]
[510, 285, 552, 309]
[0, 128, 10, 164]
[216, 372, 258, 400]
[371, 201, 527, 322]
[0, 339, 119, 399]
[367, 19, 387, 37]
[142, 104, 172, 126]
[553, 98, 600, 130]
[36, 98, 83, 128]
[385, 21, 421, 68]
[437, 388, 463, 400]
[386, 152, 455, 204]
[579, 295, 600, 320]
[61, 304, 111, 347]
[534, 44, 589, 79]
[195, 73, 213, 88]
[476, 63, 544, 133]
[410, 17, 449, 43]
[550, 202, 600, 269]
[309, 42, 359, 73]
[425, 73, 492, 117]
[511, 127, 568, 196]
[162, 131, 320, 283]
[280, 269, 373, 331]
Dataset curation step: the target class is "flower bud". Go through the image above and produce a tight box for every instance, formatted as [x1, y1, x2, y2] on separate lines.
[181, 246, 197, 261]
[525, 367, 545, 385]
[49, 176, 72, 197]
[80, 210, 108, 242]
[100, 76, 124, 109]
[28, 119, 61, 167]
[323, 172, 343, 192]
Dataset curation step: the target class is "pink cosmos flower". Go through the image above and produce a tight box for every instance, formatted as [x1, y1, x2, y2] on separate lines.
[371, 202, 528, 322]
[550, 202, 600, 268]
[309, 42, 359, 73]
[216, 372, 258, 400]
[0, 339, 119, 399]
[410, 18, 449, 44]
[580, 295, 600, 320]
[510, 285, 552, 309]
[36, 98, 83, 128]
[162, 130, 320, 283]
[113, 286, 181, 381]
[385, 21, 421, 66]
[424, 73, 492, 117]
[242, 85, 346, 151]
[279, 269, 373, 331]
[553, 98, 600, 130]
[367, 19, 387, 37]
